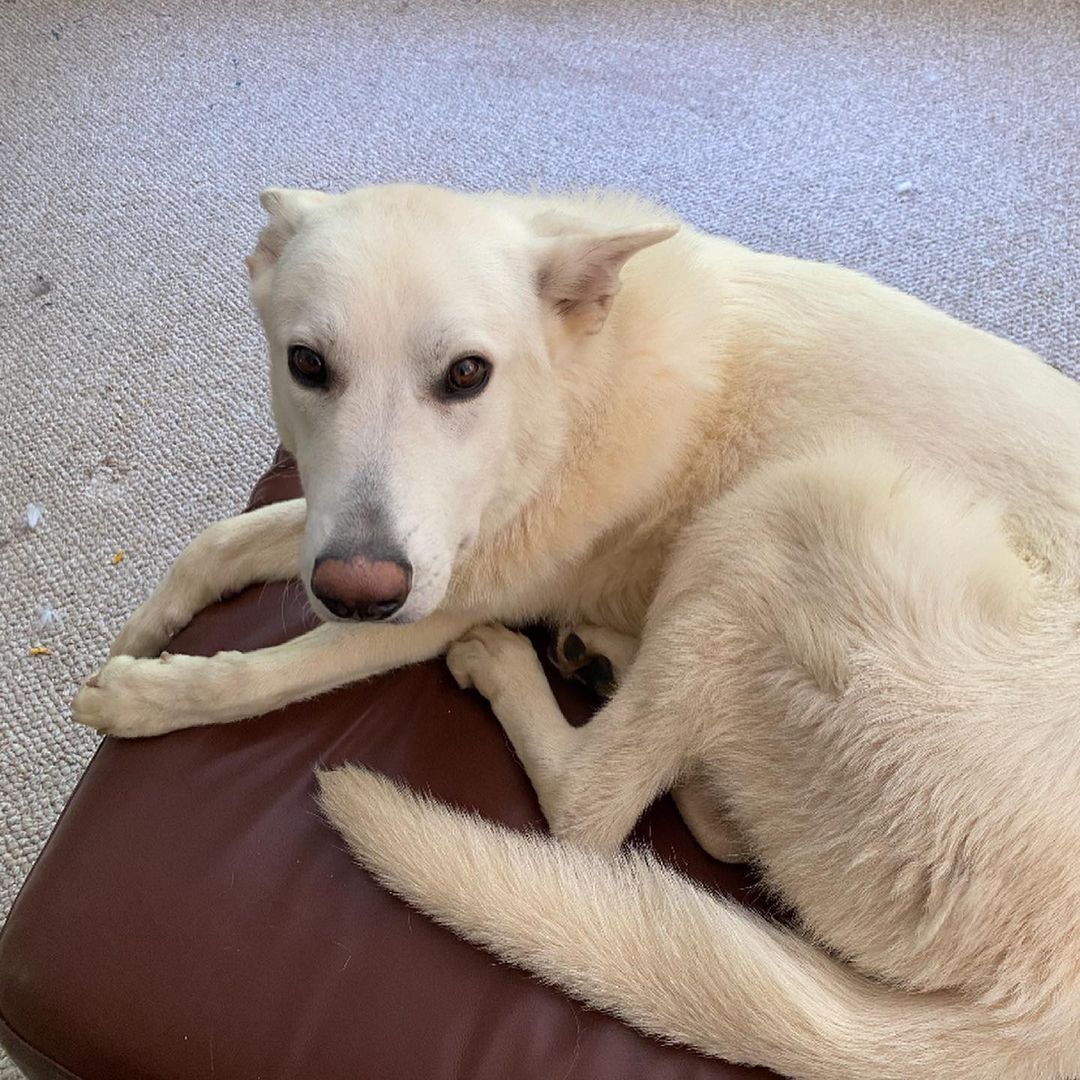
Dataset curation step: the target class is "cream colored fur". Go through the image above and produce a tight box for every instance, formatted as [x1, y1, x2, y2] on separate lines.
[73, 186, 1080, 1077]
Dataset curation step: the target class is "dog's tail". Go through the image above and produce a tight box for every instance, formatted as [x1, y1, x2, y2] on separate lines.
[318, 767, 1026, 1080]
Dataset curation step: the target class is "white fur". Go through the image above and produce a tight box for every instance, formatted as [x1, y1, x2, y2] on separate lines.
[74, 186, 1080, 1076]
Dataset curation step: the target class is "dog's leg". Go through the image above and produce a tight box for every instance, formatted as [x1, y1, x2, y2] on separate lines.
[453, 625, 744, 861]
[448, 623, 686, 851]
[73, 609, 475, 737]
[111, 499, 307, 658]
[672, 779, 747, 863]
[549, 624, 638, 697]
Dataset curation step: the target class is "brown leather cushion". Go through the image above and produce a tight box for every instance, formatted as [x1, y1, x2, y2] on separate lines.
[0, 451, 778, 1080]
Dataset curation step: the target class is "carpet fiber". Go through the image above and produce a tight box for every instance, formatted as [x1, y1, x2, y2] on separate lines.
[0, 2, 1077, 1074]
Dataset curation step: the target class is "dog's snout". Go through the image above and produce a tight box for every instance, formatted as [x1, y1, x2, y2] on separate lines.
[311, 552, 412, 621]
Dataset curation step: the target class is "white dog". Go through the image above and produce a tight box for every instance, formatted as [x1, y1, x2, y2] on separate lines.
[74, 186, 1080, 1079]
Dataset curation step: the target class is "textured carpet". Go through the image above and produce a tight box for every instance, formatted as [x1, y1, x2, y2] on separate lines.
[1, 1, 1077, 1074]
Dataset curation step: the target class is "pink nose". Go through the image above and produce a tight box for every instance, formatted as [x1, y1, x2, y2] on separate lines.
[310, 554, 412, 621]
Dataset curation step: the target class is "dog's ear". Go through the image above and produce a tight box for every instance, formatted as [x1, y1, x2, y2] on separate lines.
[246, 187, 333, 280]
[534, 219, 678, 335]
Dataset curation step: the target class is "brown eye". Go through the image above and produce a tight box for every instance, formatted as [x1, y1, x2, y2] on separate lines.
[288, 345, 328, 388]
[445, 355, 491, 397]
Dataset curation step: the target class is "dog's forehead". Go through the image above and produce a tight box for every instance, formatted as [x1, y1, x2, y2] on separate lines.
[318, 189, 523, 271]
[276, 196, 532, 335]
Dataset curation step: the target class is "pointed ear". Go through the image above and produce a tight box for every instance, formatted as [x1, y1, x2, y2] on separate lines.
[246, 187, 333, 280]
[535, 221, 678, 334]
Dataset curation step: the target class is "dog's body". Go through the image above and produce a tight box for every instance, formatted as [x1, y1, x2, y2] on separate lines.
[74, 186, 1080, 1078]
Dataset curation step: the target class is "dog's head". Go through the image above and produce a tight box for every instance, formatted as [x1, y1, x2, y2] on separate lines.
[247, 184, 675, 624]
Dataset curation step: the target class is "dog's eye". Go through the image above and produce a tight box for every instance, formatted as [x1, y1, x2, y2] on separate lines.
[288, 345, 328, 388]
[445, 355, 491, 398]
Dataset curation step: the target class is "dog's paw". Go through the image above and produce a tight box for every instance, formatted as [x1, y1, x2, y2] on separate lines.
[71, 653, 204, 737]
[446, 623, 541, 704]
[549, 625, 634, 698]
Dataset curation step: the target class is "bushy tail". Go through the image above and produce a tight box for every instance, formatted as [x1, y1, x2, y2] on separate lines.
[319, 766, 1023, 1080]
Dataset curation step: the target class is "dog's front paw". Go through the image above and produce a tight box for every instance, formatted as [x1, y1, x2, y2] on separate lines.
[446, 623, 541, 705]
[72, 654, 203, 737]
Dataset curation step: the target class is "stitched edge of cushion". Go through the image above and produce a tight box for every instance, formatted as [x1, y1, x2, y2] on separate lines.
[0, 1005, 86, 1080]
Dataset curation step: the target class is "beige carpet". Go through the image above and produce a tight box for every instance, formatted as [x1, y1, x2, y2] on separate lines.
[0, 1, 1077, 1074]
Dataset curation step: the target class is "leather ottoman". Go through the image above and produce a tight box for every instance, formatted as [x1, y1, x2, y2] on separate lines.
[0, 453, 777, 1080]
